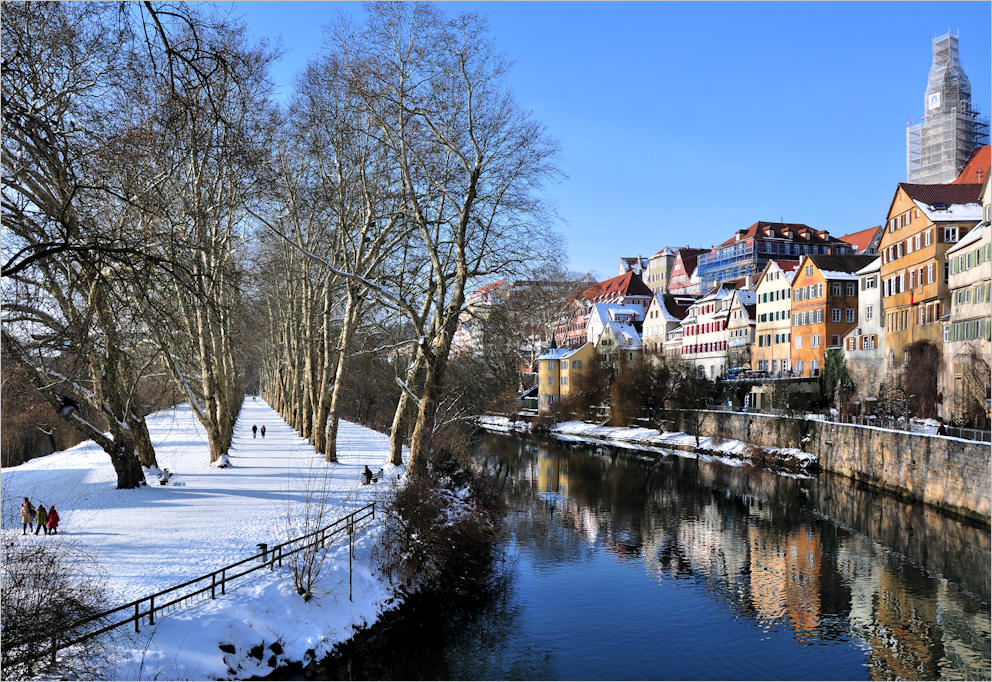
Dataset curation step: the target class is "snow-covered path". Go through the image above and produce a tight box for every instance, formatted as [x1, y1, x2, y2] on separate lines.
[1, 398, 402, 679]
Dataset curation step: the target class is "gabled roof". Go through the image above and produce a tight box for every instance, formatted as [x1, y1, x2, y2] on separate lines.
[946, 224, 986, 255]
[898, 182, 982, 207]
[802, 254, 876, 279]
[838, 225, 883, 253]
[673, 247, 708, 274]
[855, 257, 881, 276]
[581, 271, 652, 303]
[537, 343, 591, 361]
[716, 221, 849, 249]
[951, 145, 990, 185]
[754, 259, 800, 289]
[658, 293, 694, 322]
[650, 247, 678, 259]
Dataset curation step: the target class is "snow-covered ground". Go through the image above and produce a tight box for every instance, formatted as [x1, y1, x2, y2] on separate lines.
[1, 398, 404, 680]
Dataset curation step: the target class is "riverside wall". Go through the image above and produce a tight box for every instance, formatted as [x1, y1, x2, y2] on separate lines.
[665, 409, 991, 524]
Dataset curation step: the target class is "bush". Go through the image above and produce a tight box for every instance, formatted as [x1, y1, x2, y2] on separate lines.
[374, 447, 506, 608]
[1, 539, 111, 679]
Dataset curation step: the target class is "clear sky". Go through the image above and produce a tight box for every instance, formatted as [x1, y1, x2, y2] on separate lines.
[229, 2, 991, 280]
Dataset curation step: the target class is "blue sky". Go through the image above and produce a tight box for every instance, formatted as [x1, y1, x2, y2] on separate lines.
[229, 2, 991, 280]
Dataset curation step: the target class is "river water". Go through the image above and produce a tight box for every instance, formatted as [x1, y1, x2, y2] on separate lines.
[328, 433, 991, 680]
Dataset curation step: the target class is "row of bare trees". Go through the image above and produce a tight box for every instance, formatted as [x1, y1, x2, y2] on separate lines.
[255, 4, 559, 468]
[2, 3, 270, 486]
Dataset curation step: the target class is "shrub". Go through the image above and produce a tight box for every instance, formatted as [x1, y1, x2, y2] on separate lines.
[1, 539, 111, 679]
[374, 447, 506, 608]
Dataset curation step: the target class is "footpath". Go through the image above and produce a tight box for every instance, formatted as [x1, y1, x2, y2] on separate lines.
[0, 398, 403, 680]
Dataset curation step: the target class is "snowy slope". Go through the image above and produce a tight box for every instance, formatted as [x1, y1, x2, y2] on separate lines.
[1, 398, 405, 680]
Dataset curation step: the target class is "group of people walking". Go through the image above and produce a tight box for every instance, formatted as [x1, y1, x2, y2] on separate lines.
[20, 498, 59, 535]
[251, 424, 266, 439]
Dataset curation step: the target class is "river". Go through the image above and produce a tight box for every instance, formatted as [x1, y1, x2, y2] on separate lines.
[324, 433, 991, 680]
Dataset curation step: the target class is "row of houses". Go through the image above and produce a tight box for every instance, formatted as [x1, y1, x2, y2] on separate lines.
[535, 146, 991, 420]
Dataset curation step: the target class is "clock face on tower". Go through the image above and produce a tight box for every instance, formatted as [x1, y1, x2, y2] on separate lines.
[927, 92, 941, 110]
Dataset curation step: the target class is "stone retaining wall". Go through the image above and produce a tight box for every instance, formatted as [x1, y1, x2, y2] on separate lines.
[665, 409, 991, 524]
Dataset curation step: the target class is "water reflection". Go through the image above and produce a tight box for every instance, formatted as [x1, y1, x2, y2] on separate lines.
[480, 434, 990, 681]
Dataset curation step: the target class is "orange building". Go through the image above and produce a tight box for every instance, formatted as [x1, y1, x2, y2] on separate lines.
[877, 182, 983, 372]
[790, 254, 875, 377]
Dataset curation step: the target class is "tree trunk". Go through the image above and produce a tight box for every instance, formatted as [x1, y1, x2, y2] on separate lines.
[109, 433, 146, 489]
[324, 287, 362, 462]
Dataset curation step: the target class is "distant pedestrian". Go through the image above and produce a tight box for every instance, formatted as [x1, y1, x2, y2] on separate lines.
[47, 505, 60, 534]
[252, 424, 258, 439]
[34, 504, 48, 535]
[363, 465, 374, 485]
[20, 498, 35, 534]
[260, 425, 266, 438]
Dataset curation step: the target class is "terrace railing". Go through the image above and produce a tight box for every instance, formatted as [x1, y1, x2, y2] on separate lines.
[4, 502, 376, 672]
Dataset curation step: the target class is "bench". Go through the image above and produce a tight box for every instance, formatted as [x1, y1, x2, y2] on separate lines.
[361, 468, 384, 485]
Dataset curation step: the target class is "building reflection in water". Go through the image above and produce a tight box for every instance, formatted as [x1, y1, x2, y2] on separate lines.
[480, 433, 991, 681]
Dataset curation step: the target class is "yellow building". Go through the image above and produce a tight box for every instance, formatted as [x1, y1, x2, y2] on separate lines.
[537, 342, 594, 414]
[877, 182, 983, 378]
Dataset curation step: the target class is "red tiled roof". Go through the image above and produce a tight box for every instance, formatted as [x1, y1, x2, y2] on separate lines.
[838, 226, 882, 253]
[581, 271, 652, 303]
[716, 221, 836, 249]
[805, 254, 876, 275]
[898, 183, 983, 206]
[675, 247, 708, 274]
[951, 145, 990, 184]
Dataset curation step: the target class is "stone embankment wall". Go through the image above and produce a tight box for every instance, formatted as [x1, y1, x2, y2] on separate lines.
[665, 409, 990, 524]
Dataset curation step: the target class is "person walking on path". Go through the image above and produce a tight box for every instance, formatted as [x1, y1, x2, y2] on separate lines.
[260, 425, 266, 438]
[20, 498, 35, 534]
[34, 504, 48, 535]
[252, 424, 258, 439]
[47, 505, 60, 534]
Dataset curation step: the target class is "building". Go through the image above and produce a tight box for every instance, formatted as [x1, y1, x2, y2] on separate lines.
[642, 293, 695, 354]
[842, 258, 885, 399]
[536, 342, 595, 414]
[695, 221, 854, 293]
[942, 173, 991, 421]
[643, 247, 678, 294]
[552, 271, 652, 349]
[751, 260, 799, 375]
[726, 289, 757, 370]
[877, 181, 983, 376]
[451, 279, 509, 355]
[678, 282, 744, 379]
[790, 254, 875, 378]
[668, 247, 708, 295]
[591, 307, 643, 369]
[618, 256, 650, 276]
[838, 225, 884, 255]
[906, 33, 989, 184]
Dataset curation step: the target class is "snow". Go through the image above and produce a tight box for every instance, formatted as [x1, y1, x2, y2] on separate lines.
[475, 415, 532, 433]
[551, 420, 817, 473]
[1, 398, 404, 680]
[819, 270, 860, 281]
[913, 198, 983, 223]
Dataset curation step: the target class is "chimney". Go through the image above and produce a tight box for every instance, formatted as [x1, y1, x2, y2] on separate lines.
[744, 274, 754, 289]
[735, 229, 746, 242]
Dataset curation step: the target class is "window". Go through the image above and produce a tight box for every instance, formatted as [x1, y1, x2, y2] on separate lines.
[831, 283, 841, 296]
[795, 360, 804, 376]
[572, 360, 582, 369]
[831, 334, 840, 346]
[864, 275, 877, 289]
[832, 308, 841, 322]
[561, 376, 568, 386]
[943, 227, 959, 242]
[806, 265, 813, 276]
[924, 229, 932, 247]
[845, 308, 855, 322]
[561, 360, 568, 370]
[795, 335, 803, 349]
[546, 361, 555, 370]
[811, 360, 819, 375]
[865, 305, 873, 321]
[914, 234, 921, 251]
[816, 309, 824, 323]
[845, 283, 855, 296]
[812, 334, 821, 348]
[546, 376, 553, 386]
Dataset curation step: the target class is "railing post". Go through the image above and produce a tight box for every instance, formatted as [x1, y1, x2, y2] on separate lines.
[211, 573, 216, 599]
[372, 502, 375, 519]
[51, 634, 57, 666]
[221, 568, 226, 595]
[134, 603, 140, 633]
[149, 596, 154, 625]
[348, 521, 353, 602]
[278, 545, 282, 567]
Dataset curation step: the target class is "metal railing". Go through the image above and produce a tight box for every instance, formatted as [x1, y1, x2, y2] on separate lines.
[4, 502, 376, 670]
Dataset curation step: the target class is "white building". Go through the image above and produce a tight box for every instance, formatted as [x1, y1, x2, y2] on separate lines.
[677, 282, 744, 379]
[751, 260, 799, 375]
[942, 173, 991, 421]
[586, 303, 644, 366]
[842, 258, 885, 397]
[642, 293, 695, 354]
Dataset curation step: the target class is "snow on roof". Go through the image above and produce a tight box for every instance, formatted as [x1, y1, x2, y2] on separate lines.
[734, 289, 757, 306]
[946, 225, 986, 255]
[913, 198, 983, 223]
[604, 321, 642, 350]
[818, 270, 860, 281]
[855, 257, 882, 276]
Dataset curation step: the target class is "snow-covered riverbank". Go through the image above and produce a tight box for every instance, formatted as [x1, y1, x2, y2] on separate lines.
[476, 416, 817, 475]
[1, 399, 403, 680]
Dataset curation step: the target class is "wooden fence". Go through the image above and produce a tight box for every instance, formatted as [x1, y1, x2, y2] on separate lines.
[4, 502, 376, 671]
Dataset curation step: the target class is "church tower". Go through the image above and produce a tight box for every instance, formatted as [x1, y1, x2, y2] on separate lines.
[906, 33, 989, 183]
